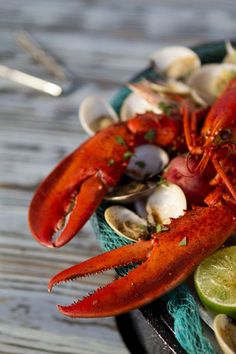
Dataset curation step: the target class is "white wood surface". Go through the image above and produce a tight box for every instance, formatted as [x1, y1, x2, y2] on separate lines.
[0, 1, 236, 353]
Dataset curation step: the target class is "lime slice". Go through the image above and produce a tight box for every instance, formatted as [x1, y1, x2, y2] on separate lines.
[194, 246, 236, 318]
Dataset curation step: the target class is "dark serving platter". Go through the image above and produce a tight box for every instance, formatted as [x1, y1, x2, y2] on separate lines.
[115, 295, 220, 354]
[94, 40, 236, 354]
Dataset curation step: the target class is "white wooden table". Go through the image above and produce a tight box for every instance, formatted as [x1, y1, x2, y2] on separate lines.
[0, 1, 236, 353]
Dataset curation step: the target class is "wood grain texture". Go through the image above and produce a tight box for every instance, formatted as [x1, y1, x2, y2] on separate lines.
[0, 1, 236, 353]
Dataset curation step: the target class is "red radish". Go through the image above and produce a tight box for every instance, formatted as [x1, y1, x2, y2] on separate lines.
[163, 155, 213, 206]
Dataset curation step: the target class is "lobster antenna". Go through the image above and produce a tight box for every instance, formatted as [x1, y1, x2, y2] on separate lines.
[212, 156, 236, 201]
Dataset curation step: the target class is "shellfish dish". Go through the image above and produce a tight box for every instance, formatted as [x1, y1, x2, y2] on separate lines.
[28, 41, 236, 337]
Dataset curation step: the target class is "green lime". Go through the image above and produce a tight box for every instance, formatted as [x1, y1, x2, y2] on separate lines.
[194, 246, 236, 318]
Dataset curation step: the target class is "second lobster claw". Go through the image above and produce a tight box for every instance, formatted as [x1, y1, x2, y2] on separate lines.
[48, 204, 236, 318]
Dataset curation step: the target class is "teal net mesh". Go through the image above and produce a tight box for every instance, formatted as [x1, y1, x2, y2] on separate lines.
[91, 203, 216, 354]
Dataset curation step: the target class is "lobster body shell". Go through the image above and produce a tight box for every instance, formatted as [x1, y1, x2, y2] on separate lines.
[201, 78, 236, 141]
[183, 76, 236, 200]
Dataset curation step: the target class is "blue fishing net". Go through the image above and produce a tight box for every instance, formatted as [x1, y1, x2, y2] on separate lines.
[91, 203, 216, 354]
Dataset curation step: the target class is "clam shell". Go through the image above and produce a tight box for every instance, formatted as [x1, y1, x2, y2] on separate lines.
[151, 80, 207, 107]
[104, 181, 156, 204]
[134, 198, 148, 219]
[128, 80, 180, 108]
[104, 205, 148, 241]
[120, 92, 161, 122]
[213, 314, 236, 354]
[150, 46, 201, 79]
[146, 183, 187, 225]
[126, 145, 169, 181]
[129, 79, 207, 109]
[79, 96, 119, 136]
[150, 80, 191, 95]
[187, 63, 236, 105]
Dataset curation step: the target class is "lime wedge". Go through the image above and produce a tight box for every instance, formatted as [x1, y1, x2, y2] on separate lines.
[194, 246, 236, 318]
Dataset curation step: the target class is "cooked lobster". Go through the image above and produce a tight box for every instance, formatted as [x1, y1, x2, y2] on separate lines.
[29, 110, 183, 248]
[29, 77, 236, 318]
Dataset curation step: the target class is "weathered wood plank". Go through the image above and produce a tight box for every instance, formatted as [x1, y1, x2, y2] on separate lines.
[0, 187, 127, 353]
[0, 323, 127, 354]
[1, 0, 236, 353]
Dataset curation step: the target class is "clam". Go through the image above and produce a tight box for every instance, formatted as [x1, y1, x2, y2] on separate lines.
[146, 182, 187, 225]
[120, 92, 161, 122]
[104, 181, 156, 204]
[223, 41, 236, 64]
[213, 314, 236, 354]
[187, 63, 236, 105]
[150, 80, 207, 107]
[128, 80, 181, 108]
[150, 80, 190, 95]
[128, 79, 207, 110]
[126, 145, 169, 181]
[104, 205, 148, 241]
[150, 46, 201, 80]
[134, 198, 148, 219]
[79, 96, 119, 136]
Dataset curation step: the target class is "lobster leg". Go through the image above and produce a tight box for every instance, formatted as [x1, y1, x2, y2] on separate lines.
[49, 205, 236, 318]
[211, 153, 236, 201]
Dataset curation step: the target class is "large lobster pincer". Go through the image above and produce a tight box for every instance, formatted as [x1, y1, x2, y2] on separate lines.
[48, 200, 236, 318]
[29, 111, 182, 248]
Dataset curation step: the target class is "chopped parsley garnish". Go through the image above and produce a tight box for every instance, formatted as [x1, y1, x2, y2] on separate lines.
[123, 151, 133, 160]
[156, 224, 162, 233]
[156, 224, 169, 233]
[158, 101, 178, 116]
[144, 129, 156, 142]
[115, 136, 127, 146]
[157, 176, 169, 187]
[135, 160, 146, 169]
[108, 159, 115, 166]
[178, 236, 188, 247]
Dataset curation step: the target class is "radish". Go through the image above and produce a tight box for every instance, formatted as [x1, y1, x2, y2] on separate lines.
[163, 155, 213, 206]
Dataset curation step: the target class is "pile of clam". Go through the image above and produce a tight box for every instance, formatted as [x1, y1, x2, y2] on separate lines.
[103, 147, 187, 242]
[78, 42, 236, 242]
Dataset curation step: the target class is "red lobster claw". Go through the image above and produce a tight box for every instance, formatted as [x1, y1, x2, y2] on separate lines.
[48, 204, 236, 317]
[29, 124, 132, 248]
[29, 112, 183, 248]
